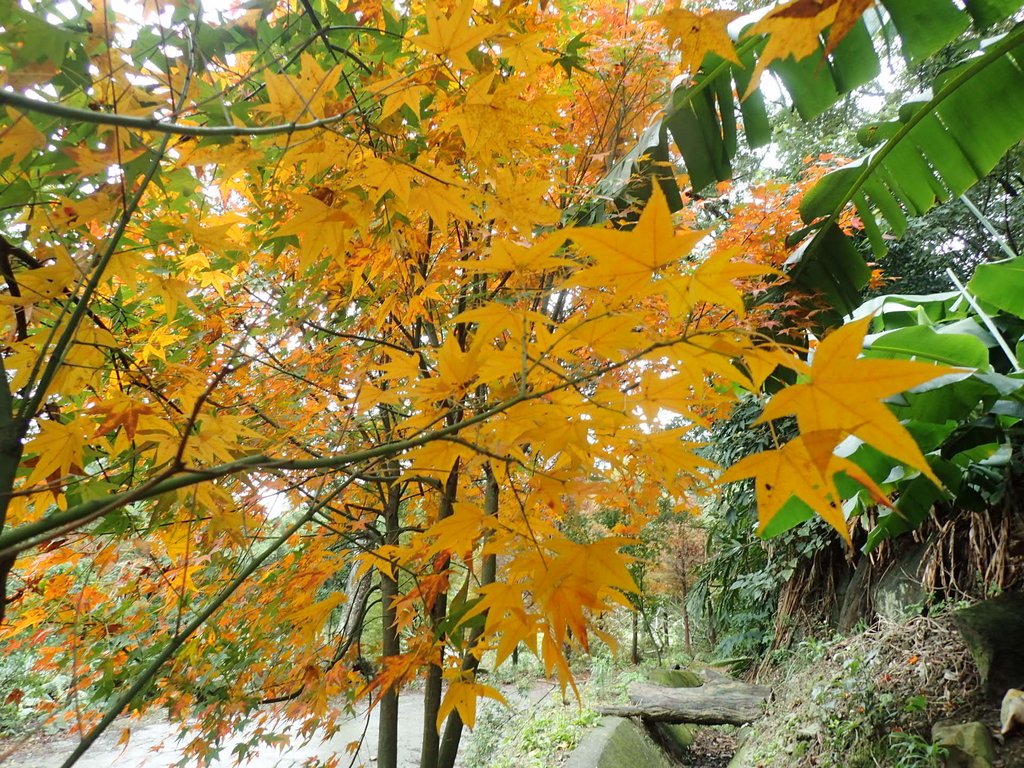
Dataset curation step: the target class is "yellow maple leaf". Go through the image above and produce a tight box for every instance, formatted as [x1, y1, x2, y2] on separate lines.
[408, 176, 480, 226]
[743, 0, 838, 98]
[660, 247, 780, 317]
[569, 185, 706, 299]
[23, 417, 88, 490]
[381, 84, 429, 120]
[275, 193, 355, 270]
[651, 8, 742, 76]
[0, 108, 45, 165]
[501, 31, 554, 74]
[255, 53, 342, 122]
[423, 502, 493, 557]
[413, 0, 497, 72]
[0, 253, 77, 306]
[362, 156, 420, 204]
[719, 429, 890, 545]
[462, 581, 541, 666]
[436, 675, 507, 730]
[556, 306, 645, 360]
[759, 316, 960, 484]
[462, 236, 572, 276]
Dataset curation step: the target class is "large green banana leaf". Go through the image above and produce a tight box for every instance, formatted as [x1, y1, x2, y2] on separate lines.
[590, 0, 1024, 315]
[795, 27, 1024, 312]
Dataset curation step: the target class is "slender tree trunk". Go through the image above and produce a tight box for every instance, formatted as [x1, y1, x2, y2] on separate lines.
[706, 593, 717, 649]
[378, 483, 402, 768]
[680, 571, 692, 655]
[0, 373, 25, 623]
[631, 610, 640, 666]
[420, 461, 459, 768]
[437, 465, 499, 768]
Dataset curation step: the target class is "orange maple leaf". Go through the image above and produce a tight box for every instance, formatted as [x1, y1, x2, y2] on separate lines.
[759, 316, 960, 484]
[531, 538, 635, 650]
[91, 396, 156, 440]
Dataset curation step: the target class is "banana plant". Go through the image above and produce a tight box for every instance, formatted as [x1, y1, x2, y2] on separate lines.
[760, 256, 1024, 549]
[589, 0, 1024, 316]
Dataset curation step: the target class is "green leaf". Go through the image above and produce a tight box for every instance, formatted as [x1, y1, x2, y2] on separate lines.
[759, 496, 814, 539]
[965, 0, 1024, 29]
[968, 257, 1024, 317]
[864, 324, 992, 368]
[878, 0, 971, 61]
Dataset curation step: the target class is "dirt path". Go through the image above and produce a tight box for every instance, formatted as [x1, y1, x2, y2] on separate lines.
[9, 699, 409, 768]
[4, 683, 557, 768]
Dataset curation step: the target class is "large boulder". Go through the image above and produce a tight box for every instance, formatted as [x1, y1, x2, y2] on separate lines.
[953, 592, 1024, 693]
[931, 720, 996, 768]
[564, 716, 674, 768]
[874, 543, 928, 622]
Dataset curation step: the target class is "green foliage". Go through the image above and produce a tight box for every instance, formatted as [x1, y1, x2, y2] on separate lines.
[598, 4, 1024, 316]
[838, 256, 1024, 550]
[887, 732, 949, 768]
[0, 646, 65, 737]
[688, 398, 835, 661]
[463, 693, 601, 768]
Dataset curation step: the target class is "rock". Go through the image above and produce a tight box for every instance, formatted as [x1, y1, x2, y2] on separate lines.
[653, 722, 694, 755]
[837, 555, 875, 631]
[874, 543, 928, 622]
[953, 592, 1024, 693]
[734, 723, 753, 748]
[1000, 689, 1024, 736]
[564, 716, 674, 768]
[932, 720, 996, 768]
[647, 668, 702, 688]
[795, 722, 821, 741]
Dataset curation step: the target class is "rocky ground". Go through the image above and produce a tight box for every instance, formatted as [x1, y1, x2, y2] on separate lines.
[682, 727, 736, 767]
[726, 614, 1024, 767]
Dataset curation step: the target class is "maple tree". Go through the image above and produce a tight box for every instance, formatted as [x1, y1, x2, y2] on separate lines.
[0, 1, 1018, 767]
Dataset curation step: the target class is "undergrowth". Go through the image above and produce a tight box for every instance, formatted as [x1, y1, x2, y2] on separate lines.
[731, 615, 979, 768]
[464, 655, 647, 768]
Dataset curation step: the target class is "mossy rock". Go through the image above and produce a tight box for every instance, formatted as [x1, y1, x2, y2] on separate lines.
[564, 716, 674, 768]
[932, 720, 996, 768]
[647, 668, 702, 688]
[953, 592, 1024, 693]
[654, 722, 694, 758]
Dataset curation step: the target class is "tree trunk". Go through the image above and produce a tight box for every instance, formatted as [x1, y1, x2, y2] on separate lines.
[0, 402, 25, 623]
[420, 461, 459, 768]
[631, 610, 640, 665]
[378, 483, 402, 768]
[436, 465, 499, 768]
[595, 678, 771, 725]
[680, 571, 692, 656]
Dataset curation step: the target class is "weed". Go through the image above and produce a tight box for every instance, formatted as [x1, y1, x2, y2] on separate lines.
[887, 731, 948, 768]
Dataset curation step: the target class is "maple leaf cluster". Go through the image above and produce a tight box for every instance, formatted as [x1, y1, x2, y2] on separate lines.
[0, 0, 956, 761]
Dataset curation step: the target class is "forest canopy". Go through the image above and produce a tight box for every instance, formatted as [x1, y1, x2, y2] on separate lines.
[1, 0, 1023, 766]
